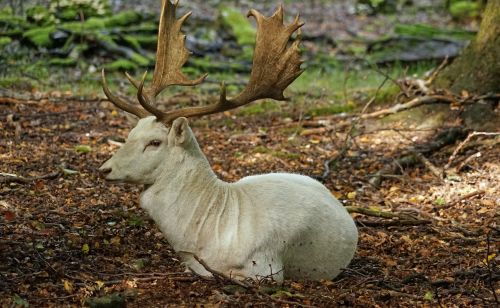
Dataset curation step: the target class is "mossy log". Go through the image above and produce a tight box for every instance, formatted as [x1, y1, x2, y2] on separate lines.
[436, 0, 500, 94]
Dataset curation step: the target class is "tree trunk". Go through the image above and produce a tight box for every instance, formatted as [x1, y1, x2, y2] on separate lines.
[436, 0, 500, 95]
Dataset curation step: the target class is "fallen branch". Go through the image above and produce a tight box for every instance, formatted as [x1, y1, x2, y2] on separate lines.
[357, 219, 431, 227]
[0, 171, 60, 184]
[0, 97, 40, 105]
[192, 255, 253, 289]
[369, 127, 467, 187]
[192, 254, 317, 308]
[444, 131, 500, 171]
[437, 190, 486, 210]
[361, 95, 455, 119]
[414, 152, 443, 180]
[345, 206, 414, 219]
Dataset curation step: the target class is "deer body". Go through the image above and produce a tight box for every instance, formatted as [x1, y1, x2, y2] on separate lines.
[103, 117, 357, 281]
[99, 0, 358, 281]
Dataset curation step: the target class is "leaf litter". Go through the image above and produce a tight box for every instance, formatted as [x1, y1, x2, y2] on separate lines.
[0, 92, 498, 307]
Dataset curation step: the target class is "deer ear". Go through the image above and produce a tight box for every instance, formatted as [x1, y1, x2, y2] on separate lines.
[169, 117, 190, 145]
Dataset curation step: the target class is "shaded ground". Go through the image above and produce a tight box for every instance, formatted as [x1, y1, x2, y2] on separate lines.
[0, 92, 498, 306]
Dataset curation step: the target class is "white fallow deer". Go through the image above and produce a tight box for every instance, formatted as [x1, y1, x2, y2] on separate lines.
[99, 0, 357, 282]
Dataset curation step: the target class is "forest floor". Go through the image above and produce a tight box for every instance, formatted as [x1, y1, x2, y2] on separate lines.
[0, 90, 498, 307]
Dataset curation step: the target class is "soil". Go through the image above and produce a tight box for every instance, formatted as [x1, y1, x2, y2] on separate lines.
[0, 92, 498, 307]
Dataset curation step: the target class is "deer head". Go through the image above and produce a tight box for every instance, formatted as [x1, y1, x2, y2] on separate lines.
[99, 0, 304, 183]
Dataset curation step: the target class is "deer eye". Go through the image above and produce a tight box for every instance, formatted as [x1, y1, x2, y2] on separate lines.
[145, 139, 162, 150]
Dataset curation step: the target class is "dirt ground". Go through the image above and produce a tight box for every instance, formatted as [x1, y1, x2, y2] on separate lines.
[0, 92, 498, 307]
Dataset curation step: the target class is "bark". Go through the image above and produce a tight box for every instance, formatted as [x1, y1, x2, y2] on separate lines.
[436, 0, 500, 94]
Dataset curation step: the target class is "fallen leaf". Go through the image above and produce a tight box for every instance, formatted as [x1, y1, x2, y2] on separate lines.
[63, 280, 74, 294]
[82, 243, 90, 254]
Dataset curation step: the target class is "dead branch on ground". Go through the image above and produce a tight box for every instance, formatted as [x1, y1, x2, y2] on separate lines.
[369, 127, 467, 187]
[444, 131, 500, 171]
[0, 171, 60, 184]
[190, 254, 317, 307]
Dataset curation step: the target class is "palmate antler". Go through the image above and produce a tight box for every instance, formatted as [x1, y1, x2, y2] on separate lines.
[102, 0, 304, 125]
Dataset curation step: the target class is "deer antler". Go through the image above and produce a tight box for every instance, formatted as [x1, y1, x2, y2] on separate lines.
[101, 0, 206, 119]
[158, 5, 304, 124]
[102, 1, 304, 125]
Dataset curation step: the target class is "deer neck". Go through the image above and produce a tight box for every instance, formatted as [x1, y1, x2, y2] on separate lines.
[139, 144, 228, 250]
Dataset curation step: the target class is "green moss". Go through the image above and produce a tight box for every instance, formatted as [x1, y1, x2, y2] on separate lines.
[59, 11, 141, 34]
[371, 84, 401, 104]
[49, 58, 76, 66]
[0, 76, 33, 90]
[105, 11, 142, 27]
[252, 146, 300, 160]
[273, 151, 300, 160]
[449, 1, 481, 19]
[129, 52, 151, 66]
[307, 102, 355, 117]
[60, 18, 105, 33]
[0, 36, 12, 47]
[220, 6, 255, 46]
[236, 100, 280, 116]
[220, 5, 255, 60]
[26, 5, 53, 25]
[104, 59, 138, 71]
[0, 9, 28, 28]
[132, 35, 158, 48]
[394, 23, 476, 40]
[23, 25, 56, 47]
[122, 35, 142, 50]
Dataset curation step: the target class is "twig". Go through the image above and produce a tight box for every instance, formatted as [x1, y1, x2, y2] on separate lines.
[357, 219, 431, 227]
[192, 254, 317, 307]
[0, 171, 60, 184]
[317, 72, 389, 182]
[444, 131, 500, 170]
[437, 190, 485, 210]
[370, 65, 409, 97]
[192, 255, 253, 289]
[361, 95, 456, 119]
[0, 97, 40, 105]
[426, 57, 449, 85]
[414, 152, 442, 180]
[345, 206, 414, 219]
[456, 152, 482, 172]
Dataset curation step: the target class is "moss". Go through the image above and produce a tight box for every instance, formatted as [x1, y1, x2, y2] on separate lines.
[236, 100, 280, 116]
[273, 151, 300, 160]
[60, 18, 105, 33]
[23, 25, 56, 47]
[437, 0, 500, 94]
[371, 84, 401, 104]
[104, 59, 138, 71]
[220, 5, 255, 60]
[394, 23, 476, 41]
[0, 10, 27, 27]
[105, 11, 142, 27]
[449, 1, 481, 19]
[253, 146, 300, 160]
[129, 52, 151, 66]
[49, 58, 76, 66]
[0, 77, 33, 91]
[26, 5, 53, 25]
[122, 35, 142, 50]
[306, 102, 355, 117]
[60, 11, 141, 34]
[0, 36, 12, 47]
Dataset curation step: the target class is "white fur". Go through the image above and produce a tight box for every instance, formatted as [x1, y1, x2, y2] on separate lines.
[100, 117, 358, 281]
